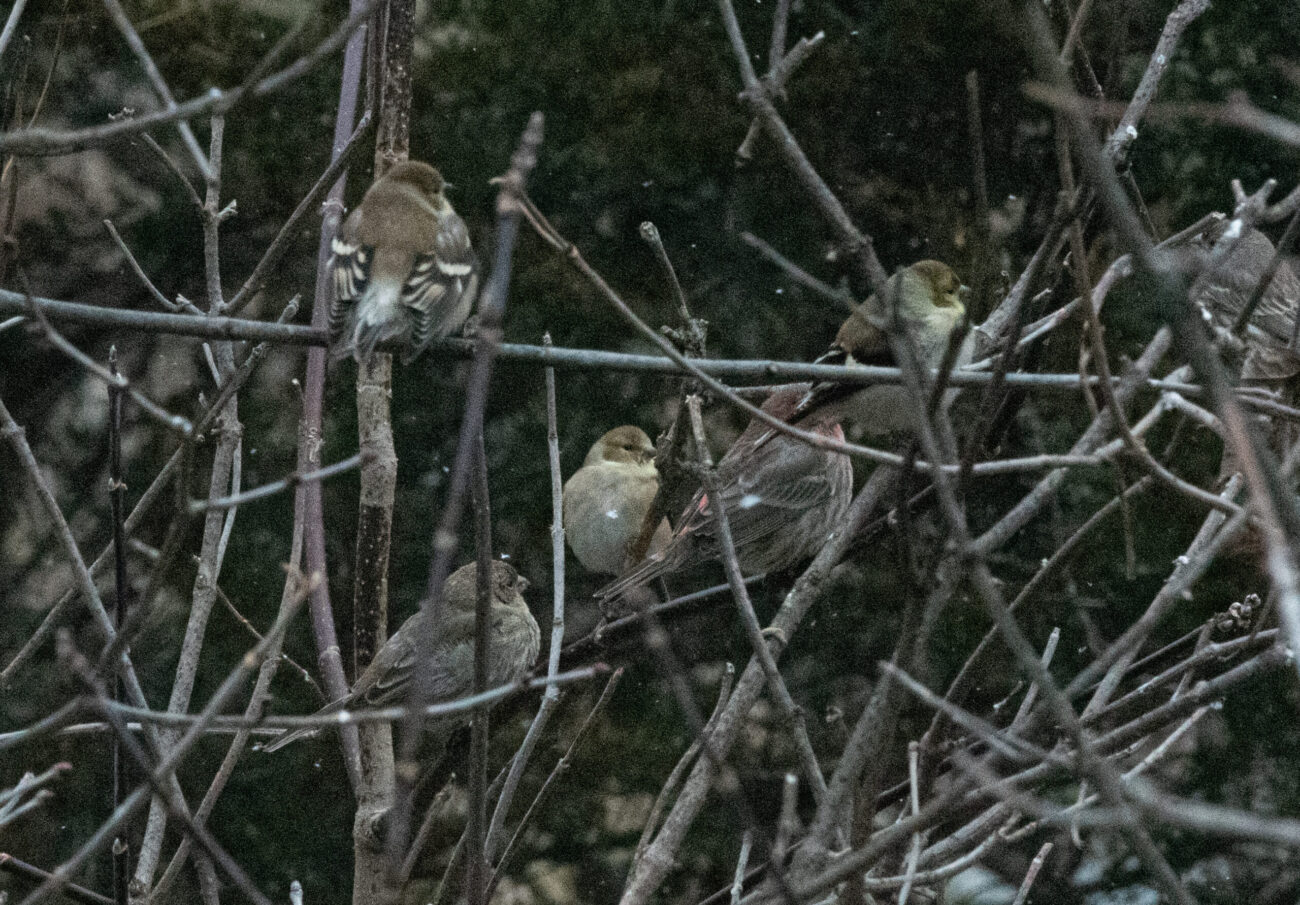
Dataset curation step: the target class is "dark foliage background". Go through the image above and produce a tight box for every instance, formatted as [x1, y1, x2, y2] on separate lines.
[3, 0, 1300, 902]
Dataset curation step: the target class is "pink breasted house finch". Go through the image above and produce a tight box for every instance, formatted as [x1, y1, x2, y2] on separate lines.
[595, 386, 852, 601]
[329, 160, 480, 364]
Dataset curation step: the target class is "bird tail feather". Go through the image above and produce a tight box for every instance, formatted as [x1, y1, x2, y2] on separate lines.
[344, 281, 405, 364]
[594, 553, 673, 603]
[258, 698, 348, 753]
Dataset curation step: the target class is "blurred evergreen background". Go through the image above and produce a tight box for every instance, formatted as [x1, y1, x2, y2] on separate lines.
[3, 0, 1300, 902]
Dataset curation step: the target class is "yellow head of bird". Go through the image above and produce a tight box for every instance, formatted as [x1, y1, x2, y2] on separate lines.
[588, 425, 657, 467]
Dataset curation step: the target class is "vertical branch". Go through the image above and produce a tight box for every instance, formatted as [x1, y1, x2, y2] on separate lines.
[134, 114, 241, 901]
[466, 431, 494, 905]
[300, 0, 373, 797]
[352, 4, 415, 902]
[107, 348, 129, 905]
[484, 335, 566, 860]
[542, 343, 566, 690]
[629, 221, 705, 566]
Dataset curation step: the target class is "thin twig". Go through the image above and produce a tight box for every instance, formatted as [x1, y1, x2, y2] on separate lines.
[188, 453, 363, 513]
[59, 635, 271, 905]
[102, 219, 192, 312]
[718, 0, 883, 288]
[0, 0, 384, 157]
[15, 590, 308, 905]
[632, 664, 734, 873]
[397, 781, 458, 888]
[683, 394, 829, 804]
[730, 832, 753, 905]
[225, 109, 374, 314]
[770, 773, 798, 867]
[0, 0, 30, 65]
[484, 335, 567, 861]
[488, 669, 624, 897]
[99, 0, 211, 178]
[738, 231, 855, 311]
[17, 272, 192, 436]
[896, 742, 924, 905]
[622, 470, 893, 905]
[0, 854, 112, 905]
[139, 134, 204, 213]
[0, 667, 604, 747]
[0, 300, 297, 687]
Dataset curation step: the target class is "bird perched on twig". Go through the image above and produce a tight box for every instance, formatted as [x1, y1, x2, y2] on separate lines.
[798, 259, 972, 437]
[1188, 218, 1300, 383]
[563, 426, 672, 576]
[595, 386, 852, 603]
[1186, 218, 1300, 482]
[329, 160, 480, 364]
[260, 561, 538, 756]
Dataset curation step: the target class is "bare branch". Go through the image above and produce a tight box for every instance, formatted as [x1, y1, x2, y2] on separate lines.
[0, 0, 29, 65]
[0, 0, 382, 157]
[484, 335, 568, 861]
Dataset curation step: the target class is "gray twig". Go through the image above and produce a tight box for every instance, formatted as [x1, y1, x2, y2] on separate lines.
[484, 335, 568, 861]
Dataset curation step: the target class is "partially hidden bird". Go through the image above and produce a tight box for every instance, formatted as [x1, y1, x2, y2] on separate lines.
[798, 259, 972, 436]
[595, 386, 852, 602]
[563, 426, 673, 576]
[329, 160, 480, 364]
[261, 560, 539, 754]
[1188, 218, 1300, 382]
[1187, 218, 1300, 481]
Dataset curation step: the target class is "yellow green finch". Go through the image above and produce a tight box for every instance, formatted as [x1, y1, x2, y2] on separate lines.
[563, 426, 672, 576]
[801, 260, 971, 435]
